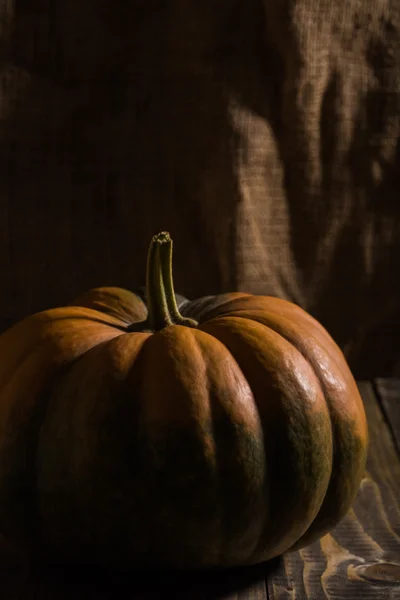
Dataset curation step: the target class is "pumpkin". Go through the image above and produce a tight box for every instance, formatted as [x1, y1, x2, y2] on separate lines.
[0, 232, 368, 570]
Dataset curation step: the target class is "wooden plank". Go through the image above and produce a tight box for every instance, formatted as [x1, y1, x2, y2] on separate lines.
[267, 381, 400, 599]
[375, 379, 400, 456]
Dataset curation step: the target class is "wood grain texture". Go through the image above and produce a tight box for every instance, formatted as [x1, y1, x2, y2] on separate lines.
[267, 381, 400, 599]
[0, 381, 399, 599]
[375, 379, 400, 456]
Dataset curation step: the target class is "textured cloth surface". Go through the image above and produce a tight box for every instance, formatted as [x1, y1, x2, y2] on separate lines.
[0, 1, 399, 376]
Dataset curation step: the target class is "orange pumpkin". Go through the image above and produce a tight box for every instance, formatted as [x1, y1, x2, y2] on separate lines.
[0, 232, 368, 569]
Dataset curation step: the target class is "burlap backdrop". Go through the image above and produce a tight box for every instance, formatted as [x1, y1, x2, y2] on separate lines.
[0, 1, 399, 377]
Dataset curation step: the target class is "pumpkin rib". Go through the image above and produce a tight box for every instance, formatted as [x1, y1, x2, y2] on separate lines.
[190, 328, 267, 566]
[0, 319, 123, 407]
[187, 295, 340, 357]
[127, 326, 223, 568]
[0, 324, 125, 547]
[213, 309, 365, 419]
[180, 293, 252, 323]
[178, 329, 225, 567]
[38, 313, 128, 331]
[193, 326, 266, 566]
[0, 306, 130, 348]
[71, 287, 148, 325]
[209, 310, 368, 549]
[199, 317, 334, 562]
[35, 332, 152, 564]
[190, 330, 222, 566]
[221, 311, 367, 424]
[133, 325, 268, 568]
[0, 340, 56, 541]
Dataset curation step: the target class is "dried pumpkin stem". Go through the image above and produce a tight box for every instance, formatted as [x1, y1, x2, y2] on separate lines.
[146, 232, 198, 332]
[145, 233, 172, 330]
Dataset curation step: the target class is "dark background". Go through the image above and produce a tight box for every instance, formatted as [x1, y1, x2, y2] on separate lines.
[0, 1, 399, 378]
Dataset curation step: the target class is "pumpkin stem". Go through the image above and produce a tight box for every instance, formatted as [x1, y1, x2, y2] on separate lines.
[145, 231, 198, 332]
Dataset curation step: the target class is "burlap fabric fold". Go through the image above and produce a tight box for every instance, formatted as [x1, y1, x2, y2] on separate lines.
[0, 1, 398, 376]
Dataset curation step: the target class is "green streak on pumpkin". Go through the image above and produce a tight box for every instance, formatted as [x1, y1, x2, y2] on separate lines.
[137, 232, 198, 333]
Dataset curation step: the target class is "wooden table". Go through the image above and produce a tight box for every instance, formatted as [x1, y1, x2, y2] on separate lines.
[1, 380, 399, 599]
